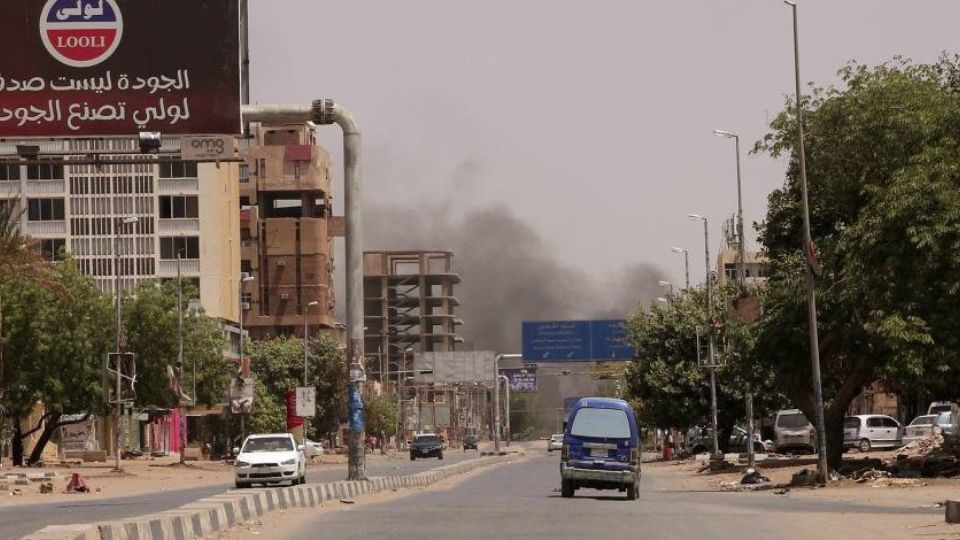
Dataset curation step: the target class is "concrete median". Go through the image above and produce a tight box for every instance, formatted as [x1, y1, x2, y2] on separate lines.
[24, 454, 518, 540]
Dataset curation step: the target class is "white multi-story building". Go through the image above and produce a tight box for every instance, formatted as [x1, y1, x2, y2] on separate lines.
[0, 138, 239, 322]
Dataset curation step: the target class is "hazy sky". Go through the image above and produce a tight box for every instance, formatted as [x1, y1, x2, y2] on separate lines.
[249, 0, 960, 291]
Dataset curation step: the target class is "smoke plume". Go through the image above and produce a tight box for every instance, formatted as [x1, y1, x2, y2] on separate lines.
[362, 199, 666, 353]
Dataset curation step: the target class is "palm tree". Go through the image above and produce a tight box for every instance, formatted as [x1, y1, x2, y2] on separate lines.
[0, 201, 57, 288]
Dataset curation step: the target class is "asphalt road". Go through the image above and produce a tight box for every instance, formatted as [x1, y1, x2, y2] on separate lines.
[3, 449, 478, 539]
[275, 452, 943, 540]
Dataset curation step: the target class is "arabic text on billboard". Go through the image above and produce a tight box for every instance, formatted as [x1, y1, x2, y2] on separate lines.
[0, 0, 241, 137]
[522, 320, 635, 362]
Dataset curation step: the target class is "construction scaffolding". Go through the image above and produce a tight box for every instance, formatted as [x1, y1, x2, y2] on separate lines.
[363, 250, 463, 381]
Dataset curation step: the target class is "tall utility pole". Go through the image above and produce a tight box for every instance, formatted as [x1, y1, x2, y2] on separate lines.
[303, 300, 319, 443]
[177, 252, 186, 464]
[785, 0, 828, 483]
[498, 374, 510, 446]
[671, 247, 690, 289]
[688, 214, 719, 459]
[715, 129, 755, 468]
[113, 216, 137, 472]
[493, 354, 522, 453]
[238, 274, 254, 442]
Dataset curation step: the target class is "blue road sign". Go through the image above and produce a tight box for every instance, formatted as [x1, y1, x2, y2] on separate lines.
[522, 321, 590, 362]
[590, 320, 635, 360]
[522, 320, 635, 362]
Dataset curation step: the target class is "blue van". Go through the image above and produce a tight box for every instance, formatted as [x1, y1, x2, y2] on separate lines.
[560, 397, 641, 500]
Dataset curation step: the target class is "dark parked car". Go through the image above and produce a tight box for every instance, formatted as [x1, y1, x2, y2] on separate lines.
[410, 433, 444, 460]
[463, 434, 479, 451]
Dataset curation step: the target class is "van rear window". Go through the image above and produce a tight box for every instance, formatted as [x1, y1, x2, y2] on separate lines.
[570, 407, 631, 439]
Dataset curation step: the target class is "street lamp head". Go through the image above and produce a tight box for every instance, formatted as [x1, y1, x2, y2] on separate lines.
[783, 0, 796, 5]
[120, 216, 138, 225]
[671, 246, 687, 254]
[658, 280, 672, 287]
[656, 297, 668, 303]
[307, 300, 319, 307]
[687, 213, 706, 221]
[241, 275, 255, 283]
[713, 129, 736, 139]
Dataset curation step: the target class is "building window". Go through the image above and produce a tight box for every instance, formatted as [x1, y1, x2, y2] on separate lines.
[27, 160, 64, 180]
[0, 164, 20, 181]
[239, 164, 250, 183]
[39, 238, 66, 261]
[241, 259, 252, 273]
[157, 160, 198, 179]
[159, 236, 200, 259]
[27, 198, 65, 221]
[159, 195, 199, 219]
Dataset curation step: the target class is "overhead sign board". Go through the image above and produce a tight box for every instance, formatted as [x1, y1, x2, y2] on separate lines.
[0, 0, 241, 137]
[521, 321, 590, 362]
[589, 320, 635, 360]
[413, 351, 496, 384]
[522, 320, 635, 362]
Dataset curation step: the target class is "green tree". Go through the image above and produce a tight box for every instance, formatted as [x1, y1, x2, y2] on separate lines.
[123, 280, 230, 408]
[623, 287, 783, 451]
[0, 260, 113, 465]
[754, 55, 960, 467]
[364, 392, 398, 441]
[246, 335, 347, 438]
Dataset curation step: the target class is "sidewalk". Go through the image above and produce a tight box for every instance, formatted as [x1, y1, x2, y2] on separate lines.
[649, 451, 960, 510]
[0, 451, 408, 507]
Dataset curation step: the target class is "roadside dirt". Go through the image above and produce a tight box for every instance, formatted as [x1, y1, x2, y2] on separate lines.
[0, 451, 409, 507]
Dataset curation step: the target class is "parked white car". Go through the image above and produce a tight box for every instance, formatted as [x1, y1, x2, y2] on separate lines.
[304, 439, 324, 459]
[843, 414, 903, 452]
[234, 433, 306, 489]
[547, 433, 564, 453]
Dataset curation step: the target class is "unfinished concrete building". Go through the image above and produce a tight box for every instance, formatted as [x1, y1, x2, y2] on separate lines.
[239, 124, 337, 338]
[364, 251, 463, 379]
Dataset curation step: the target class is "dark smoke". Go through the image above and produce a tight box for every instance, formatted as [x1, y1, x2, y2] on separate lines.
[361, 200, 667, 353]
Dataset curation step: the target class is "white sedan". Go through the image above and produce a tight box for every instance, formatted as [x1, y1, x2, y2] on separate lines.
[547, 434, 564, 452]
[234, 433, 306, 488]
[304, 439, 324, 459]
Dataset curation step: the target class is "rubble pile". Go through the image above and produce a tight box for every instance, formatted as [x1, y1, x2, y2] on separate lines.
[890, 433, 960, 478]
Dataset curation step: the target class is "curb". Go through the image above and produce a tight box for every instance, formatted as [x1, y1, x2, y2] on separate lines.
[23, 454, 518, 540]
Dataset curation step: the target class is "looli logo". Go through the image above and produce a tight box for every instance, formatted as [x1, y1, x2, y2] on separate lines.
[39, 0, 124, 68]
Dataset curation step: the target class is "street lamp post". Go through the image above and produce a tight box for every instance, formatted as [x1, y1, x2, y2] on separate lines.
[714, 128, 755, 468]
[238, 274, 255, 441]
[688, 214, 720, 460]
[112, 215, 138, 472]
[784, 0, 828, 483]
[670, 247, 691, 289]
[303, 300, 319, 443]
[493, 353, 522, 454]
[498, 374, 511, 446]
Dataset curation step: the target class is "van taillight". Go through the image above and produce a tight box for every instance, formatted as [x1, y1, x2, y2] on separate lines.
[630, 448, 639, 465]
[561, 444, 569, 460]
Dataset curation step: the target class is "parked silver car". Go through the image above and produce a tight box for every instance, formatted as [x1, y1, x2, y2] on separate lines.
[774, 409, 816, 454]
[843, 414, 903, 452]
[903, 415, 938, 445]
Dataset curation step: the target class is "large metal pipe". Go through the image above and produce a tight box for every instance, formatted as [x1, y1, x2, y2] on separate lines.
[242, 100, 366, 480]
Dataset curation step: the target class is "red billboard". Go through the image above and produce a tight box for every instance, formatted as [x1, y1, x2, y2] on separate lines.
[286, 389, 304, 430]
[0, 0, 241, 137]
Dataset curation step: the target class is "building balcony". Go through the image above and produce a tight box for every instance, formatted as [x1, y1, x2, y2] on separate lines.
[158, 259, 200, 277]
[24, 220, 66, 235]
[25, 180, 65, 195]
[0, 181, 19, 197]
[157, 178, 199, 194]
[158, 218, 200, 233]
